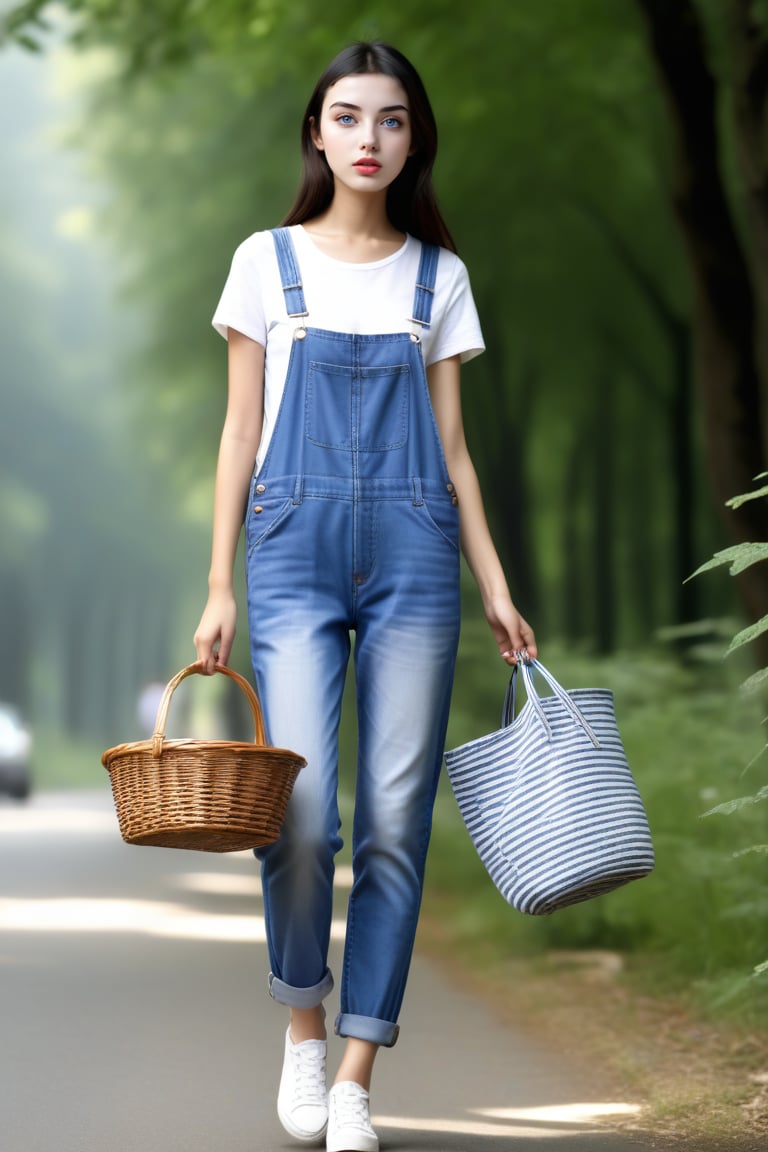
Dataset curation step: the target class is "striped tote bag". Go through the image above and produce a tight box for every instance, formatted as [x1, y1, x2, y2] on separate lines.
[444, 659, 654, 915]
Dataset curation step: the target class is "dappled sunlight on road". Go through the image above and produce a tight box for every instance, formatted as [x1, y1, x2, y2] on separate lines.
[0, 896, 265, 937]
[476, 1104, 641, 1122]
[170, 870, 264, 896]
[169, 864, 354, 896]
[0, 793, 649, 1149]
[0, 896, 350, 942]
[0, 801, 116, 835]
[0, 794, 354, 942]
[374, 1101, 642, 1140]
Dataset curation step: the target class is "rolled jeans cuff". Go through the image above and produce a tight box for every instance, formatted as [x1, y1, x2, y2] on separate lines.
[268, 968, 334, 1009]
[334, 1012, 400, 1048]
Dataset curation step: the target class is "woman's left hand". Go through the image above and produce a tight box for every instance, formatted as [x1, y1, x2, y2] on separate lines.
[484, 593, 538, 666]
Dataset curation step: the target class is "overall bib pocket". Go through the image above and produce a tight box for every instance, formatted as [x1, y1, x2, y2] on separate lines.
[306, 361, 410, 451]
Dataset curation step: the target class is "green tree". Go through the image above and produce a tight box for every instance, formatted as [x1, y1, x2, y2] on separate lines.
[0, 46, 201, 741]
[633, 0, 768, 655]
[1, 0, 745, 654]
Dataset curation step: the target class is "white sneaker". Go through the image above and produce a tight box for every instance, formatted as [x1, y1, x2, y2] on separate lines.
[326, 1082, 379, 1152]
[277, 1028, 328, 1143]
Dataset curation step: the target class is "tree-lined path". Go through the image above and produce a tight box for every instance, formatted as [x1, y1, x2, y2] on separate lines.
[0, 791, 653, 1152]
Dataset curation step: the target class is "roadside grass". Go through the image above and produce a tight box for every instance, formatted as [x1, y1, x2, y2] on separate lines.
[416, 911, 768, 1148]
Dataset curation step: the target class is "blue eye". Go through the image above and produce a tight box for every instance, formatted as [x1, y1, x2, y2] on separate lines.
[382, 117, 401, 129]
[337, 114, 355, 125]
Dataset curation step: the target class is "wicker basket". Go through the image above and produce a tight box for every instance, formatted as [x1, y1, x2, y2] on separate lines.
[102, 662, 306, 852]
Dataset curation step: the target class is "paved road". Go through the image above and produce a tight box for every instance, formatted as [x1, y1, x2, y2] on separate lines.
[0, 791, 653, 1152]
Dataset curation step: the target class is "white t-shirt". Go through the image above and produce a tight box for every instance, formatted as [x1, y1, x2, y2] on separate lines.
[212, 225, 485, 469]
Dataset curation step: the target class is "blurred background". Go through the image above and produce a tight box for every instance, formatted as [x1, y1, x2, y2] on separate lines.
[1, 1, 767, 1017]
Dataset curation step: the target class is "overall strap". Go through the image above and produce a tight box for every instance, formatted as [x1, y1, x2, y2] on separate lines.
[409, 242, 440, 333]
[270, 228, 308, 319]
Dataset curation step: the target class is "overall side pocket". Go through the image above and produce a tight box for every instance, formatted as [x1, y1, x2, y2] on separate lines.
[245, 493, 294, 559]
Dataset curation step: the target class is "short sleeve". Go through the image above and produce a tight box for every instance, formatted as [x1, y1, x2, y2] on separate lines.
[211, 236, 268, 344]
[425, 255, 485, 367]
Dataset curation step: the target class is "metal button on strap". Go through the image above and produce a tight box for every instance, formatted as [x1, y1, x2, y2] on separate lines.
[256, 484, 266, 494]
[253, 506, 263, 514]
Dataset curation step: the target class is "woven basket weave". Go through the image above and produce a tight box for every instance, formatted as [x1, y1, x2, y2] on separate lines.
[102, 662, 306, 852]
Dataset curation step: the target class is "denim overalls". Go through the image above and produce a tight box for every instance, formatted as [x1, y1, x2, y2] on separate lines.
[246, 228, 461, 1048]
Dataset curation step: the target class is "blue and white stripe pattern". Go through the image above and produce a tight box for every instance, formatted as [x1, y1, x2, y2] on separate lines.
[444, 659, 654, 915]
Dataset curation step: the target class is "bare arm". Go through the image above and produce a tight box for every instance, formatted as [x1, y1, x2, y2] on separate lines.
[428, 355, 537, 666]
[194, 328, 265, 672]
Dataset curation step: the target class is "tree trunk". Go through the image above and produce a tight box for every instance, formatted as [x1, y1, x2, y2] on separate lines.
[728, 0, 768, 406]
[668, 317, 700, 625]
[593, 373, 616, 654]
[561, 425, 590, 646]
[634, 0, 768, 651]
[577, 204, 701, 623]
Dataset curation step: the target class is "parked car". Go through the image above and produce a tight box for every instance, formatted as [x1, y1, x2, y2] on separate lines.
[0, 703, 32, 800]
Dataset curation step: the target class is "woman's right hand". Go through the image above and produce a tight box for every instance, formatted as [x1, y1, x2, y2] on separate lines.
[193, 588, 237, 674]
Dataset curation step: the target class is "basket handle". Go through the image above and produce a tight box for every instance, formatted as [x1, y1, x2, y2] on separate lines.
[151, 662, 267, 758]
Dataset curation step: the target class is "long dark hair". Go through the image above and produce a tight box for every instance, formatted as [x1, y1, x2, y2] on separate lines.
[282, 42, 456, 253]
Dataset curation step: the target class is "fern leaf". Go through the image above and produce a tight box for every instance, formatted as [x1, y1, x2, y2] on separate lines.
[686, 543, 768, 581]
[727, 482, 768, 509]
[702, 784, 768, 816]
[726, 614, 768, 655]
[740, 665, 768, 695]
[742, 743, 768, 775]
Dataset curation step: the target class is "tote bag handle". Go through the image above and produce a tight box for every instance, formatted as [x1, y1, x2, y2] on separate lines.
[502, 658, 601, 749]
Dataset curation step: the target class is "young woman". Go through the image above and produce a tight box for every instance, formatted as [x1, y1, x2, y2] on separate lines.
[194, 41, 536, 1152]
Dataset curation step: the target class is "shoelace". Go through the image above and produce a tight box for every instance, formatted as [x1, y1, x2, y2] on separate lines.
[332, 1087, 372, 1131]
[291, 1043, 326, 1103]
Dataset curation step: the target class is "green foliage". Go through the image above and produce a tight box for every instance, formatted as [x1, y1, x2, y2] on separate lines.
[693, 482, 768, 989]
[726, 614, 768, 656]
[0, 43, 205, 739]
[741, 665, 768, 696]
[688, 543, 768, 580]
[704, 786, 768, 816]
[727, 476, 768, 509]
[3, 0, 731, 649]
[0, 2, 50, 51]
